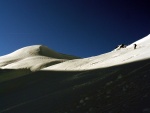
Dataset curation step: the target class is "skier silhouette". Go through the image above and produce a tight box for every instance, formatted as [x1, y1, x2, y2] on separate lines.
[134, 44, 137, 49]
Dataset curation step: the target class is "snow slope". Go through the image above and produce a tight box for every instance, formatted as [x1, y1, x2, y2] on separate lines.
[1, 56, 150, 113]
[0, 34, 150, 113]
[0, 34, 150, 71]
[43, 34, 150, 70]
[0, 45, 78, 71]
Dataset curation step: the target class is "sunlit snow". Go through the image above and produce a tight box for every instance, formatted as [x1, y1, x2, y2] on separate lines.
[0, 34, 150, 71]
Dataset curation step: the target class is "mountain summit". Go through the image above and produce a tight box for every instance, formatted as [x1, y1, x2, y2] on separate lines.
[1, 45, 79, 59]
[0, 34, 150, 113]
[0, 34, 150, 71]
[0, 45, 79, 71]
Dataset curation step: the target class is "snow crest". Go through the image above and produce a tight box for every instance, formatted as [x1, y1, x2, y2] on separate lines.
[0, 34, 150, 71]
[43, 34, 150, 71]
[0, 45, 78, 71]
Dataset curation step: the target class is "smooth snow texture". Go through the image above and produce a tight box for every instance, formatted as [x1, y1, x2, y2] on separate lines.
[43, 34, 150, 70]
[0, 45, 78, 71]
[0, 34, 150, 71]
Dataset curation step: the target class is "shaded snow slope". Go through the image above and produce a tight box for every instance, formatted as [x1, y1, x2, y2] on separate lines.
[0, 45, 78, 71]
[0, 35, 150, 113]
[0, 69, 31, 83]
[43, 34, 150, 70]
[1, 59, 150, 113]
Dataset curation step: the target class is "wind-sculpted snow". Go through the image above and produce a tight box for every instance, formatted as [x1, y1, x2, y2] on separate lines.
[0, 45, 78, 71]
[0, 34, 150, 113]
[0, 45, 78, 59]
[0, 35, 150, 72]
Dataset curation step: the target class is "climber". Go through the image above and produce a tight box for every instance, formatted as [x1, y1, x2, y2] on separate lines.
[134, 44, 137, 49]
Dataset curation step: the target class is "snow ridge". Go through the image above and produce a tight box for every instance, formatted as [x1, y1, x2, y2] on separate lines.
[0, 45, 78, 71]
[0, 34, 150, 71]
[43, 34, 150, 71]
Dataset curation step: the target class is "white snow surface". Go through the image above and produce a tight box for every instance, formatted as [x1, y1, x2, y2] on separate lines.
[43, 34, 150, 70]
[0, 34, 150, 71]
[0, 45, 78, 71]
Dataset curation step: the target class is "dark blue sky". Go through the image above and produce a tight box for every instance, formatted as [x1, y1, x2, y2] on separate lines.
[0, 0, 149, 57]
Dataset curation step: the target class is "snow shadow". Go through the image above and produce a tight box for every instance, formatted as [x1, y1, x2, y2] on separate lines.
[0, 59, 150, 113]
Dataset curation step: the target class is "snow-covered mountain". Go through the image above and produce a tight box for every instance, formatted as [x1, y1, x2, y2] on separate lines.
[0, 45, 79, 71]
[0, 34, 150, 113]
[0, 45, 79, 82]
[43, 34, 150, 70]
[0, 34, 150, 71]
